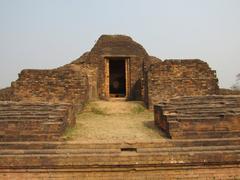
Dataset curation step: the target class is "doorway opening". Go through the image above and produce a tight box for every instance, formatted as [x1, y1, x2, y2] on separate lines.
[109, 59, 126, 97]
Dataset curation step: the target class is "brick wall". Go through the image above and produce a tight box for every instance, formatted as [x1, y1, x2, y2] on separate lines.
[11, 64, 90, 107]
[70, 57, 98, 100]
[0, 87, 13, 101]
[147, 59, 219, 108]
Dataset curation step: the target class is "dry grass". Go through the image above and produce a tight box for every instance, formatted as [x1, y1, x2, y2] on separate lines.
[64, 100, 166, 142]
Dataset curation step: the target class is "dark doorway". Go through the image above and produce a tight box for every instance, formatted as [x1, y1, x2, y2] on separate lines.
[109, 59, 126, 97]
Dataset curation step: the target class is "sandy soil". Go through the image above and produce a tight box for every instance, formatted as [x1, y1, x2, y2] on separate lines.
[63, 100, 166, 142]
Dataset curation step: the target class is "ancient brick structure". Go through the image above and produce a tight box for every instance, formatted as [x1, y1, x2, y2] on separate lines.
[146, 59, 219, 108]
[71, 35, 149, 101]
[0, 101, 76, 141]
[0, 87, 13, 101]
[0, 35, 219, 109]
[0, 35, 239, 179]
[154, 95, 240, 139]
[11, 65, 91, 107]
[0, 139, 239, 179]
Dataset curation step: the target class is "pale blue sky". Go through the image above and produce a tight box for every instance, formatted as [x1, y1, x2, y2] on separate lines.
[0, 0, 240, 88]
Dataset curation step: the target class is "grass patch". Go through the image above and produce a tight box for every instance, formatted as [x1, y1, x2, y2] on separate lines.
[131, 104, 145, 114]
[89, 102, 108, 115]
[62, 126, 77, 140]
[91, 106, 108, 115]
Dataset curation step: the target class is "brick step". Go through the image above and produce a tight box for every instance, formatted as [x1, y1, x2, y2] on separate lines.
[0, 104, 69, 109]
[0, 149, 239, 169]
[162, 95, 240, 101]
[0, 121, 65, 132]
[161, 106, 240, 112]
[171, 95, 240, 101]
[0, 101, 75, 141]
[0, 115, 64, 120]
[169, 112, 240, 117]
[0, 107, 69, 112]
[164, 108, 240, 113]
[0, 101, 71, 107]
[167, 95, 240, 104]
[165, 99, 240, 104]
[138, 145, 240, 153]
[4, 124, 65, 132]
[0, 138, 239, 150]
[0, 110, 66, 117]
[155, 95, 240, 139]
[163, 106, 239, 112]
[0, 119, 63, 124]
[161, 109, 239, 115]
[167, 115, 225, 121]
[0, 145, 239, 155]
[0, 103, 69, 107]
[167, 116, 220, 121]
[0, 119, 64, 125]
[170, 130, 240, 139]
[166, 100, 240, 106]
[0, 111, 66, 116]
[0, 109, 67, 114]
[166, 122, 225, 133]
[0, 134, 61, 142]
[0, 131, 63, 137]
[1, 167, 239, 180]
[172, 122, 240, 132]
[0, 120, 63, 124]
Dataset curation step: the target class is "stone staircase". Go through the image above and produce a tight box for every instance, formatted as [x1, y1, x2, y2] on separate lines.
[0, 101, 76, 141]
[154, 95, 240, 139]
[0, 138, 239, 179]
[0, 98, 239, 179]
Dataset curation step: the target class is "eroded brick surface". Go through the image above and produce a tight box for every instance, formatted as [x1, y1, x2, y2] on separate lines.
[0, 87, 13, 101]
[1, 167, 240, 180]
[0, 140, 239, 179]
[147, 59, 219, 108]
[12, 65, 92, 105]
[0, 101, 76, 141]
[154, 95, 240, 139]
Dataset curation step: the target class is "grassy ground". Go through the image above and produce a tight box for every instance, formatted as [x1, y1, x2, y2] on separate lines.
[63, 100, 166, 142]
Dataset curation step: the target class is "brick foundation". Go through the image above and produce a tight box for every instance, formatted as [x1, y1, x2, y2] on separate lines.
[0, 101, 76, 141]
[154, 95, 240, 139]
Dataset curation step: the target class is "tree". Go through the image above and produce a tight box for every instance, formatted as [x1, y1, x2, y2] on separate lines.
[231, 73, 240, 90]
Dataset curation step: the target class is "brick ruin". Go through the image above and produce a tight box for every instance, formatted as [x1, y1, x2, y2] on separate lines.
[11, 65, 90, 106]
[146, 59, 218, 107]
[154, 95, 240, 139]
[0, 35, 219, 109]
[0, 34, 229, 141]
[0, 35, 239, 178]
[0, 101, 76, 141]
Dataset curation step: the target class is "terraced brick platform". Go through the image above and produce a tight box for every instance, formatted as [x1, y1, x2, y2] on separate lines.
[0, 100, 239, 179]
[0, 101, 76, 141]
[0, 138, 239, 179]
[154, 95, 240, 139]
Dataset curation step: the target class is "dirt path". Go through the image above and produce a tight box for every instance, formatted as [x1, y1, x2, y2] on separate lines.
[63, 100, 166, 142]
